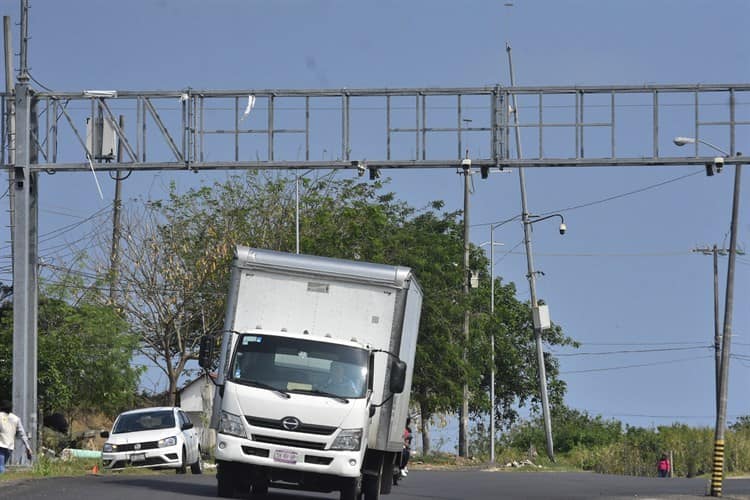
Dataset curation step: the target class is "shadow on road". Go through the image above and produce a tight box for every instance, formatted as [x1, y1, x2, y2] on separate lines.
[104, 475, 337, 499]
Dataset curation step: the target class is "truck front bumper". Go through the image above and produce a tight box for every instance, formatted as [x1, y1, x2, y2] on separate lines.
[215, 433, 362, 478]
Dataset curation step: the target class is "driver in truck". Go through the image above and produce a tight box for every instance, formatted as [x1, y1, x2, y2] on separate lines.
[323, 361, 359, 396]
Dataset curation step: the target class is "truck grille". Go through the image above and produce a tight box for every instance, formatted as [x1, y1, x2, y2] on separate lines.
[245, 416, 337, 435]
[251, 434, 327, 450]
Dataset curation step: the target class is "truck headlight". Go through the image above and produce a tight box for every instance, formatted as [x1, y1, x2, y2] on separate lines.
[158, 436, 177, 448]
[102, 443, 116, 452]
[331, 428, 363, 451]
[219, 411, 247, 438]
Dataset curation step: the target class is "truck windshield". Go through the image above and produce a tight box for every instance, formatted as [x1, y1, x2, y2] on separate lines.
[230, 334, 369, 399]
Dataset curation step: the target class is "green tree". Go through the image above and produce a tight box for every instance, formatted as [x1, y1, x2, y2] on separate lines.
[386, 208, 467, 454]
[0, 293, 140, 420]
[102, 171, 574, 454]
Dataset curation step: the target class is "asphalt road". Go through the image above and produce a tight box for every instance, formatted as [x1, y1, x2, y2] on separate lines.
[3, 470, 750, 499]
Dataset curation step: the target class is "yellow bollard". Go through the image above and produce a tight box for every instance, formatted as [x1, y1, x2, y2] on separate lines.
[710, 439, 724, 496]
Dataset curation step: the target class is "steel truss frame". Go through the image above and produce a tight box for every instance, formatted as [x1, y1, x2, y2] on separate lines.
[4, 83, 750, 173]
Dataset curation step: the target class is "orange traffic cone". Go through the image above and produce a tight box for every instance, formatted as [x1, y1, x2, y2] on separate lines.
[91, 464, 99, 474]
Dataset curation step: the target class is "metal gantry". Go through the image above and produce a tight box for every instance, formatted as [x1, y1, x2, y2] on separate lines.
[2, 82, 750, 472]
[3, 83, 750, 174]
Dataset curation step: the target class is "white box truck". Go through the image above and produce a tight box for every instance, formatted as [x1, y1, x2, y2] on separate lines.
[199, 246, 422, 500]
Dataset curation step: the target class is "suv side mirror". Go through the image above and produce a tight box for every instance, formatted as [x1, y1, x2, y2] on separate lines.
[198, 335, 214, 369]
[389, 359, 407, 394]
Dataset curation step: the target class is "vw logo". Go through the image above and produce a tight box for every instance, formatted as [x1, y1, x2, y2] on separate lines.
[134, 443, 141, 450]
[281, 416, 301, 431]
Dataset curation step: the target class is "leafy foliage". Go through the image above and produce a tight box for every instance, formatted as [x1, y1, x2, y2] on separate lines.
[84, 171, 575, 451]
[504, 406, 622, 455]
[0, 294, 140, 418]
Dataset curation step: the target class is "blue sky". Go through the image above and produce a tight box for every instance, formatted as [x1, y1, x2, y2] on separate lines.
[3, 0, 749, 446]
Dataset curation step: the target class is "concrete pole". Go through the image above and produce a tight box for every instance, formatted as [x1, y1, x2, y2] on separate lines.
[459, 161, 470, 457]
[295, 172, 300, 254]
[109, 115, 124, 303]
[507, 42, 555, 462]
[712, 245, 721, 415]
[489, 224, 496, 464]
[710, 162, 742, 496]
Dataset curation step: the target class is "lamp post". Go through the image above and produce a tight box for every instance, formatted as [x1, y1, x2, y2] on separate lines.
[522, 212, 566, 463]
[675, 135, 742, 497]
[479, 232, 505, 464]
[507, 42, 564, 461]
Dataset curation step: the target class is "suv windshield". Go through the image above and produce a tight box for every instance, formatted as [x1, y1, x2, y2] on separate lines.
[230, 334, 369, 399]
[113, 410, 175, 433]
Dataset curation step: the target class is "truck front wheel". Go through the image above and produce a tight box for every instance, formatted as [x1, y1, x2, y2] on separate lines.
[250, 480, 269, 497]
[217, 462, 241, 498]
[340, 477, 361, 500]
[363, 472, 381, 500]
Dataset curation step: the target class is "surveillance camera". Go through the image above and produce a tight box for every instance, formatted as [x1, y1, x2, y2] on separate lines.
[714, 156, 724, 173]
[559, 223, 567, 235]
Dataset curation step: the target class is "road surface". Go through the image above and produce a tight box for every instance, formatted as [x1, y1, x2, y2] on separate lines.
[2, 469, 750, 499]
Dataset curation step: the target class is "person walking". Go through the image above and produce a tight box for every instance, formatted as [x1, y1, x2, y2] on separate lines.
[0, 400, 33, 473]
[399, 417, 413, 477]
[657, 453, 671, 478]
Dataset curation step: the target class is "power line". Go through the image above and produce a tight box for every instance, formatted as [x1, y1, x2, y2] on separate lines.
[502, 250, 692, 258]
[555, 346, 710, 357]
[572, 341, 708, 346]
[561, 355, 711, 374]
[539, 170, 703, 217]
[475, 169, 702, 230]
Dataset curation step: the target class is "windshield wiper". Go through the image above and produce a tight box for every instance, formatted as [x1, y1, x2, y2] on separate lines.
[293, 389, 350, 404]
[237, 379, 291, 399]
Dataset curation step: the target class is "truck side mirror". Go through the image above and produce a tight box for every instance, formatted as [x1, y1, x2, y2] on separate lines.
[389, 359, 407, 394]
[198, 335, 214, 369]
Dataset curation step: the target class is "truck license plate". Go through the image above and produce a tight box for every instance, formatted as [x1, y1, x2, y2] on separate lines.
[130, 453, 146, 463]
[273, 449, 298, 464]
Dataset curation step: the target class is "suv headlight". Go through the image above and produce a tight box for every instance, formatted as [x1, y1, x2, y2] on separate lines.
[102, 443, 116, 452]
[219, 411, 247, 438]
[331, 428, 363, 451]
[158, 436, 178, 448]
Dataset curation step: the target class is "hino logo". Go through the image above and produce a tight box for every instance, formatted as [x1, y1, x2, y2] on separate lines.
[281, 417, 301, 431]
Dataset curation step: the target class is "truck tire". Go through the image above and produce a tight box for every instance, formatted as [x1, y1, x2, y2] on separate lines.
[380, 453, 396, 494]
[250, 481, 269, 496]
[363, 471, 381, 500]
[340, 477, 361, 500]
[217, 463, 235, 498]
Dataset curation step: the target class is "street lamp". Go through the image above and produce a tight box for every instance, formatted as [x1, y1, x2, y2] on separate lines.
[479, 232, 505, 464]
[507, 42, 564, 461]
[675, 135, 742, 497]
[521, 212, 566, 463]
[674, 137, 728, 176]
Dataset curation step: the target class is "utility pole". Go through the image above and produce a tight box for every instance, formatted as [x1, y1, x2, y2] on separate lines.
[507, 42, 555, 462]
[692, 244, 733, 414]
[109, 115, 125, 304]
[12, 0, 38, 466]
[459, 154, 470, 458]
[710, 160, 743, 497]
